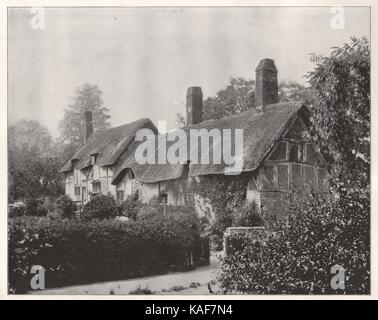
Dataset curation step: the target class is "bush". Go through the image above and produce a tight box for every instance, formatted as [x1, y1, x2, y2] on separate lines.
[55, 195, 76, 219]
[24, 198, 47, 217]
[82, 194, 117, 220]
[8, 201, 25, 217]
[9, 206, 202, 293]
[118, 192, 142, 220]
[217, 191, 369, 294]
[232, 201, 265, 227]
[41, 197, 56, 214]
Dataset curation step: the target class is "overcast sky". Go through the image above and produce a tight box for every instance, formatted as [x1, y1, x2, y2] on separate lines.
[8, 7, 370, 137]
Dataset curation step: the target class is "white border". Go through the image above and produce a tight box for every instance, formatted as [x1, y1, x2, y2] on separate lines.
[0, 0, 376, 300]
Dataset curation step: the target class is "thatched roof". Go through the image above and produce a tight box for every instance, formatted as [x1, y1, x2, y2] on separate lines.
[59, 118, 157, 173]
[112, 102, 307, 184]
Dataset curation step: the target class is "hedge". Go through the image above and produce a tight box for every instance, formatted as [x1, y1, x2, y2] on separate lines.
[9, 208, 201, 293]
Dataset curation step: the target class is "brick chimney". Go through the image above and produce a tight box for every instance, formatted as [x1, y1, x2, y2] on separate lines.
[255, 58, 279, 108]
[83, 110, 93, 144]
[186, 87, 203, 126]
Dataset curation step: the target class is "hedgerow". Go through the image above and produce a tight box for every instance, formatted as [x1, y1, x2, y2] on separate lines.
[8, 207, 202, 293]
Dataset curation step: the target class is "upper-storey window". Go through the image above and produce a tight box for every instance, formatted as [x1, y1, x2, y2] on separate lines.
[289, 143, 305, 163]
[90, 154, 98, 165]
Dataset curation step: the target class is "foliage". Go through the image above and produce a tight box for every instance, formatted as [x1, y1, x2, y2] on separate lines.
[8, 120, 64, 200]
[306, 36, 370, 182]
[82, 193, 117, 220]
[278, 80, 312, 104]
[24, 198, 47, 217]
[232, 201, 265, 227]
[58, 83, 111, 153]
[41, 197, 56, 214]
[55, 195, 77, 219]
[118, 191, 143, 220]
[197, 174, 250, 249]
[9, 209, 201, 293]
[8, 201, 25, 217]
[217, 192, 369, 294]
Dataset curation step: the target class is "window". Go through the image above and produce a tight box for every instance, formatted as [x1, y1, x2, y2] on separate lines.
[74, 186, 81, 196]
[289, 143, 303, 162]
[92, 181, 101, 194]
[91, 154, 98, 165]
[298, 144, 302, 161]
[185, 193, 195, 206]
[116, 190, 125, 203]
[159, 193, 168, 204]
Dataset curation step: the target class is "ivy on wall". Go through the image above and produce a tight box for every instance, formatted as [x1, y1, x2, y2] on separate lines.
[197, 174, 250, 214]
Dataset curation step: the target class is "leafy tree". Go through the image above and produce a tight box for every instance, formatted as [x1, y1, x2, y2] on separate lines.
[278, 79, 312, 103]
[58, 83, 111, 155]
[8, 120, 64, 200]
[307, 36, 370, 183]
[202, 77, 255, 122]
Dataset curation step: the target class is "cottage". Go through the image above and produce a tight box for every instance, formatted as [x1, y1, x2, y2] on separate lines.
[60, 58, 328, 218]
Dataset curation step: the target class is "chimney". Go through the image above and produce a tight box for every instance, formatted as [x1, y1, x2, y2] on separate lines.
[186, 87, 203, 126]
[83, 110, 93, 144]
[255, 58, 279, 108]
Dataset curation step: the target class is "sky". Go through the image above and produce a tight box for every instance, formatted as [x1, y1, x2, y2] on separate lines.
[8, 7, 370, 137]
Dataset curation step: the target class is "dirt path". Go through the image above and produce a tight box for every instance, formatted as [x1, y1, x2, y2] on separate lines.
[32, 253, 222, 295]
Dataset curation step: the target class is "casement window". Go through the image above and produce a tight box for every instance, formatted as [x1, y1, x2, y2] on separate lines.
[91, 154, 98, 165]
[289, 143, 304, 163]
[74, 186, 81, 196]
[92, 181, 101, 194]
[184, 193, 195, 206]
[159, 193, 168, 204]
[116, 190, 125, 202]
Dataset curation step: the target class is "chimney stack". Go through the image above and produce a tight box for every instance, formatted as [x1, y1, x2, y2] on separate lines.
[186, 87, 203, 126]
[255, 58, 279, 108]
[83, 110, 93, 144]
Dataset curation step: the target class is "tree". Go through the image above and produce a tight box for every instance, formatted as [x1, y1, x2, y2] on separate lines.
[58, 84, 111, 155]
[307, 36, 370, 183]
[176, 78, 309, 125]
[8, 120, 64, 200]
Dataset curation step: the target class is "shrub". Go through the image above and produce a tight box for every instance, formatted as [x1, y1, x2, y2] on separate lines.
[24, 198, 47, 217]
[217, 191, 369, 294]
[8, 206, 202, 293]
[55, 195, 76, 219]
[41, 197, 56, 214]
[118, 192, 142, 220]
[8, 201, 25, 217]
[82, 194, 117, 220]
[136, 205, 160, 220]
[232, 201, 265, 227]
